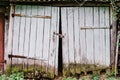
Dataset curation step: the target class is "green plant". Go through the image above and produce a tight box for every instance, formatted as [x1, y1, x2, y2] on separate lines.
[0, 72, 24, 80]
[110, 0, 120, 20]
[91, 75, 100, 80]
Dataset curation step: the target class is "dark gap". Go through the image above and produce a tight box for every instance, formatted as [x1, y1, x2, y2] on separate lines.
[58, 7, 63, 76]
[100, 69, 106, 75]
[87, 71, 93, 75]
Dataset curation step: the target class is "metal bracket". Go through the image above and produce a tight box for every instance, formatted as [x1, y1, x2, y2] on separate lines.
[53, 32, 64, 38]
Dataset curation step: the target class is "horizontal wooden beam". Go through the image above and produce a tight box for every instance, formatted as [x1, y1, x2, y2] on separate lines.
[80, 27, 110, 30]
[12, 13, 52, 19]
[8, 54, 47, 61]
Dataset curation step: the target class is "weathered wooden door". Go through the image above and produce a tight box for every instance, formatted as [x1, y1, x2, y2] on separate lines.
[10, 5, 59, 74]
[61, 7, 110, 73]
[0, 7, 5, 70]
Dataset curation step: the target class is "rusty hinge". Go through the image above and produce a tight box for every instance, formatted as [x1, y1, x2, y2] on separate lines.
[53, 32, 64, 38]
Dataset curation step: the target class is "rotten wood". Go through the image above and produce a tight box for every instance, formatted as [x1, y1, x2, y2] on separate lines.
[12, 13, 52, 19]
[80, 26, 110, 30]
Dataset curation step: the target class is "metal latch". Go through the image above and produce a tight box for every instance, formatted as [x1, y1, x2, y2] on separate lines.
[53, 32, 64, 38]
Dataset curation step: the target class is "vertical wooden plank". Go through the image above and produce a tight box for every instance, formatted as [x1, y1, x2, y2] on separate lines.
[73, 7, 80, 72]
[19, 5, 26, 55]
[13, 5, 21, 56]
[12, 5, 21, 64]
[29, 6, 37, 58]
[24, 6, 31, 67]
[67, 7, 75, 73]
[79, 7, 86, 64]
[93, 7, 100, 65]
[18, 5, 27, 65]
[42, 7, 51, 69]
[99, 7, 106, 65]
[67, 7, 74, 64]
[36, 6, 44, 66]
[54, 7, 59, 74]
[61, 8, 69, 73]
[105, 7, 110, 66]
[48, 7, 59, 74]
[7, 5, 14, 67]
[85, 7, 94, 64]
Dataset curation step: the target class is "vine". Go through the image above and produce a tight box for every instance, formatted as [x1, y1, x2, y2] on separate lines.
[110, 0, 120, 20]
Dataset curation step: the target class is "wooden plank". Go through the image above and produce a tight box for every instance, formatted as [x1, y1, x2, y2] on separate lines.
[80, 26, 110, 29]
[48, 7, 59, 74]
[29, 6, 37, 58]
[67, 8, 75, 73]
[61, 8, 69, 70]
[105, 7, 110, 66]
[24, 5, 32, 66]
[13, 5, 21, 56]
[19, 5, 26, 55]
[54, 7, 59, 74]
[93, 7, 100, 65]
[79, 7, 86, 64]
[24, 6, 31, 57]
[43, 7, 51, 68]
[12, 5, 21, 65]
[73, 7, 80, 73]
[12, 13, 52, 19]
[36, 6, 44, 66]
[73, 7, 80, 64]
[99, 7, 106, 65]
[8, 54, 47, 61]
[29, 6, 37, 66]
[85, 7, 94, 64]
[7, 4, 14, 66]
[19, 5, 26, 66]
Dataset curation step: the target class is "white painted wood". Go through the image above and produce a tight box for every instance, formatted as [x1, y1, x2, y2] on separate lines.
[54, 8, 59, 73]
[99, 7, 106, 65]
[61, 8, 69, 67]
[85, 7, 94, 64]
[61, 7, 110, 67]
[12, 5, 22, 64]
[29, 6, 37, 58]
[10, 6, 111, 73]
[79, 7, 87, 64]
[43, 7, 51, 60]
[13, 5, 21, 55]
[73, 7, 80, 64]
[93, 7, 100, 65]
[49, 7, 59, 74]
[19, 5, 26, 55]
[36, 6, 44, 64]
[12, 5, 59, 71]
[67, 7, 74, 64]
[105, 7, 110, 66]
[7, 5, 14, 64]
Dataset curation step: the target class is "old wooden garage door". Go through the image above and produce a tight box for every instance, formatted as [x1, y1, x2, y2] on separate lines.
[61, 7, 110, 73]
[10, 5, 59, 74]
[9, 5, 110, 74]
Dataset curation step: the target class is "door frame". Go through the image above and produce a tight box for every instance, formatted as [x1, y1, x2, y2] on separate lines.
[0, 7, 5, 70]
